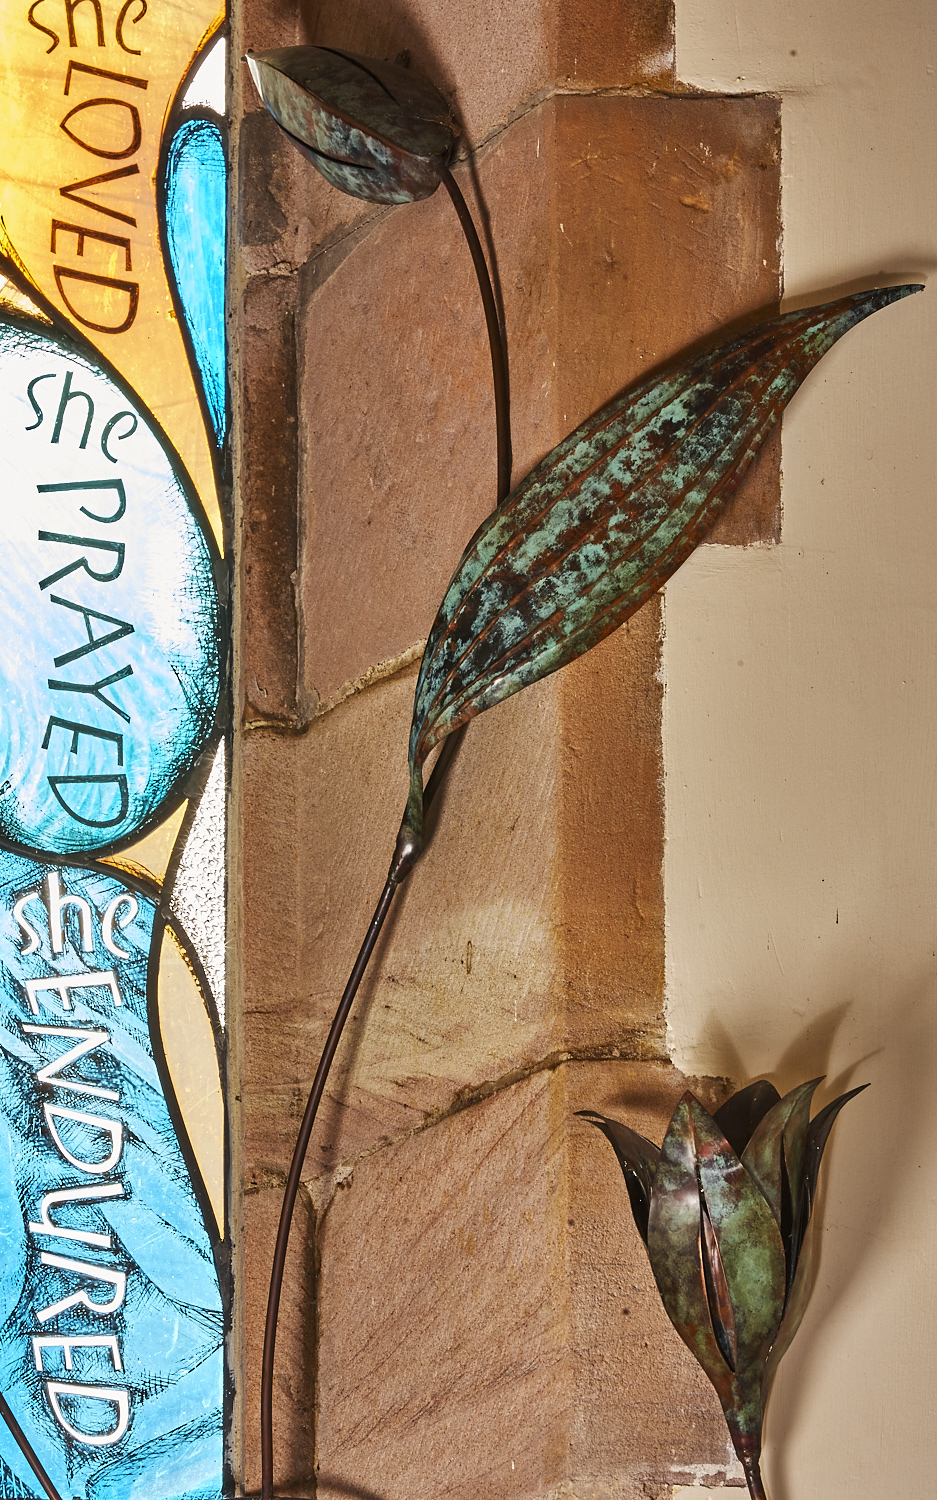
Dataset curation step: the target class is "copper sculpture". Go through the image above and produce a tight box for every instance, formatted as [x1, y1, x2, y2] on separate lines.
[246, 43, 919, 1500]
[579, 1080, 866, 1500]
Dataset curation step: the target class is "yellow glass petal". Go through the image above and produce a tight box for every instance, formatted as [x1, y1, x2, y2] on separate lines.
[101, 797, 189, 884]
[0, 1, 224, 549]
[158, 922, 225, 1238]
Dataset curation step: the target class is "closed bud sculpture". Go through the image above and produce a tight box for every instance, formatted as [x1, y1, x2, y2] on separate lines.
[579, 1077, 866, 1500]
[245, 45, 458, 204]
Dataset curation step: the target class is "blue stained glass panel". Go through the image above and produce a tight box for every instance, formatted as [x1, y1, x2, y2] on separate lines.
[163, 119, 227, 450]
[0, 852, 223, 1500]
[0, 318, 221, 857]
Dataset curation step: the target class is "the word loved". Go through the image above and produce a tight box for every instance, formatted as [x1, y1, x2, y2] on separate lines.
[29, 0, 151, 334]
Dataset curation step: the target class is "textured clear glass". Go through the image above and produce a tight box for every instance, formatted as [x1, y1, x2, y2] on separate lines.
[171, 742, 227, 1025]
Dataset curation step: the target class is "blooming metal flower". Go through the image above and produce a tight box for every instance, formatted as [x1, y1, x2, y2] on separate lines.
[579, 1078, 866, 1500]
[245, 45, 457, 204]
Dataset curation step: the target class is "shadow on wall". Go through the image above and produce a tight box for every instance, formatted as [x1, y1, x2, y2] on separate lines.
[696, 975, 937, 1500]
[781, 265, 937, 312]
[316, 1477, 392, 1500]
[292, 1, 509, 392]
[297, 0, 457, 116]
[697, 999, 859, 1102]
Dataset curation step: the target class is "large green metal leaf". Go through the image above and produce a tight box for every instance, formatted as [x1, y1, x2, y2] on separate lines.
[400, 286, 920, 855]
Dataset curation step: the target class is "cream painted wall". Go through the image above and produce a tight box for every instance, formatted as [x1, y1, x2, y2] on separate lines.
[667, 2, 937, 1497]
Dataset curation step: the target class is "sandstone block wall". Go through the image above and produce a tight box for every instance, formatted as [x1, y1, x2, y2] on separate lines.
[230, 0, 782, 1492]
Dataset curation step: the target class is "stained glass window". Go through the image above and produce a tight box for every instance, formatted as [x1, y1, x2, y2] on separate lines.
[0, 7, 228, 1497]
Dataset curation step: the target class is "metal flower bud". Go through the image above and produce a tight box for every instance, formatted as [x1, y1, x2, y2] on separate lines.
[578, 1078, 866, 1500]
[244, 46, 457, 204]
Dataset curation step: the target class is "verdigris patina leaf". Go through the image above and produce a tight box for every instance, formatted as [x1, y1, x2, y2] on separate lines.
[245, 46, 456, 205]
[398, 286, 921, 863]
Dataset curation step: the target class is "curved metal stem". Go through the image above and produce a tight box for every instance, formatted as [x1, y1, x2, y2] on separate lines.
[260, 163, 511, 1500]
[260, 874, 397, 1499]
[420, 165, 516, 817]
[440, 165, 512, 505]
[258, 734, 469, 1498]
[741, 1451, 768, 1500]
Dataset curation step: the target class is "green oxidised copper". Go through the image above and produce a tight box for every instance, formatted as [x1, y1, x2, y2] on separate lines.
[579, 1079, 867, 1500]
[395, 285, 921, 867]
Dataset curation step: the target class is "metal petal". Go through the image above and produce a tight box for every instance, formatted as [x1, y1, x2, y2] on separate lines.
[688, 1100, 786, 1387]
[576, 1110, 660, 1245]
[713, 1080, 781, 1158]
[401, 286, 921, 853]
[764, 1210, 817, 1392]
[787, 1084, 869, 1279]
[700, 1193, 738, 1371]
[245, 46, 455, 204]
[647, 1094, 736, 1410]
[770, 1085, 867, 1379]
[801, 1084, 868, 1213]
[741, 1079, 822, 1292]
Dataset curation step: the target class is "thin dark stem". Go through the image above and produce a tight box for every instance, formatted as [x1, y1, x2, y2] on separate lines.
[258, 751, 463, 1499]
[260, 163, 511, 1500]
[440, 165, 512, 505]
[260, 875, 397, 1500]
[742, 1451, 768, 1500]
[0, 1391, 63, 1500]
[417, 165, 516, 823]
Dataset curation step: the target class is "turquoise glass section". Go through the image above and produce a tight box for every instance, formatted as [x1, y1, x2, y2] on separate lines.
[0, 852, 222, 1499]
[163, 118, 227, 450]
[0, 317, 221, 857]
